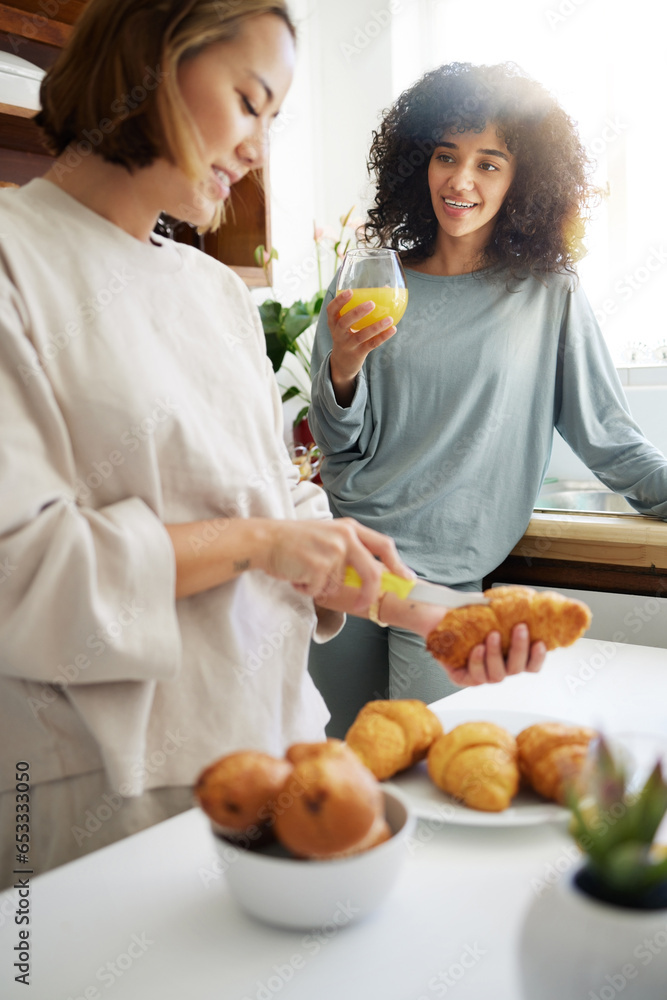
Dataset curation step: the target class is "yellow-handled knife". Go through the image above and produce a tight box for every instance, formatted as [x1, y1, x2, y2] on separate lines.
[344, 567, 490, 608]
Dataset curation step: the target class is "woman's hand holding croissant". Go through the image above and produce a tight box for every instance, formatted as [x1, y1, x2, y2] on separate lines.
[378, 591, 547, 687]
[425, 584, 591, 687]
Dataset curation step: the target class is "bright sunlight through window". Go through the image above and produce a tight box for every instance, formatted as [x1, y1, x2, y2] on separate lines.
[391, 0, 666, 367]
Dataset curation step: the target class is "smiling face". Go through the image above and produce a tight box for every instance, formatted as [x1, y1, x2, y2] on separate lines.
[167, 12, 295, 227]
[427, 123, 516, 257]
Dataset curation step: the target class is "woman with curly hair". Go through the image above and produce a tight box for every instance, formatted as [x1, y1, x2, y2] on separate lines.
[308, 62, 667, 736]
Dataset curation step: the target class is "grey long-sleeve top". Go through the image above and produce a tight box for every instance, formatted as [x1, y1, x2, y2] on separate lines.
[309, 267, 667, 589]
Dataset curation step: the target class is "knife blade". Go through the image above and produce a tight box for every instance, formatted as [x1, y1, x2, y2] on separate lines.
[343, 567, 490, 609]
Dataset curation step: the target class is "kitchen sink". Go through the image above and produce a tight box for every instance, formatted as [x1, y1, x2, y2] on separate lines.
[534, 480, 646, 516]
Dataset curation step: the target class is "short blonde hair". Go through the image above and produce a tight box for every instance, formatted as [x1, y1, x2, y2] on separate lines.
[36, 0, 295, 181]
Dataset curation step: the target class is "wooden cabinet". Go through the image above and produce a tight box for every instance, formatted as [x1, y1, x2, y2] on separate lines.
[0, 1, 270, 285]
[483, 512, 667, 598]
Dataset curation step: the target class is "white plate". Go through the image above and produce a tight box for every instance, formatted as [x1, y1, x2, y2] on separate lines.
[384, 708, 571, 826]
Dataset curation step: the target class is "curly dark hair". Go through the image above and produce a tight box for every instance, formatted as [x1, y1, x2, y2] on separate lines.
[363, 62, 596, 276]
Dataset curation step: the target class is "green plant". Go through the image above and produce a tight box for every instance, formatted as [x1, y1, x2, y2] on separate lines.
[254, 207, 361, 425]
[253, 243, 322, 426]
[568, 736, 667, 903]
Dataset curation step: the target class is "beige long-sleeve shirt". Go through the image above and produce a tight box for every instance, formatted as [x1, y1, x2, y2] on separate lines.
[0, 179, 336, 796]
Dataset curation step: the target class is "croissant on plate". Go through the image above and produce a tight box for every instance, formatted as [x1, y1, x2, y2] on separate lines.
[426, 585, 592, 671]
[516, 722, 598, 804]
[345, 699, 444, 780]
[427, 722, 520, 812]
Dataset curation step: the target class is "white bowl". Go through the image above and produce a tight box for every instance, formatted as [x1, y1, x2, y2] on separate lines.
[211, 787, 415, 930]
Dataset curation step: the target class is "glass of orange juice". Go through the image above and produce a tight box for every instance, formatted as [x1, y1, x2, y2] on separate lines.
[337, 249, 408, 333]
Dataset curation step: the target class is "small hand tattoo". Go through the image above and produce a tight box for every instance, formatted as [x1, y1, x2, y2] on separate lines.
[233, 558, 251, 573]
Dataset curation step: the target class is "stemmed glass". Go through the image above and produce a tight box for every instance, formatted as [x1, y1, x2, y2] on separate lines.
[336, 249, 408, 332]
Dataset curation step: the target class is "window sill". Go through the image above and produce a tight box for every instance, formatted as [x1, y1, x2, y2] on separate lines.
[616, 365, 667, 387]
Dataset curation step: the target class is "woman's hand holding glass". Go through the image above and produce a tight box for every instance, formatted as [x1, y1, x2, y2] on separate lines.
[329, 249, 407, 406]
[328, 290, 398, 405]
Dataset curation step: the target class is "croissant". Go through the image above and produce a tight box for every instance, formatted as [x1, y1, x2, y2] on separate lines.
[516, 722, 598, 804]
[427, 722, 520, 812]
[274, 740, 390, 859]
[345, 699, 444, 780]
[286, 738, 355, 766]
[426, 585, 592, 671]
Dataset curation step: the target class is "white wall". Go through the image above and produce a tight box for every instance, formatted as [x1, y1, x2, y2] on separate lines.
[261, 0, 318, 309]
[548, 374, 667, 482]
[267, 0, 397, 308]
[263, 0, 400, 439]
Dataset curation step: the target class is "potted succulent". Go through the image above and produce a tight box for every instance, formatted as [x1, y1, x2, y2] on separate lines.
[519, 735, 667, 999]
[254, 207, 362, 451]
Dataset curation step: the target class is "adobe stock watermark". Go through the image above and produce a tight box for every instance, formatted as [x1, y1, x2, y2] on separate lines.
[372, 652, 425, 701]
[339, 1, 402, 63]
[401, 405, 511, 510]
[239, 901, 360, 1000]
[530, 842, 582, 896]
[381, 79, 498, 194]
[213, 310, 264, 355]
[404, 802, 458, 856]
[71, 729, 189, 847]
[73, 396, 179, 502]
[594, 246, 667, 331]
[63, 932, 155, 1000]
[370, 284, 457, 371]
[565, 639, 618, 694]
[584, 116, 628, 161]
[566, 591, 666, 694]
[6, 0, 71, 53]
[26, 600, 146, 717]
[49, 65, 166, 183]
[281, 249, 320, 296]
[513, 516, 567, 565]
[0, 888, 21, 930]
[18, 266, 137, 385]
[187, 454, 290, 556]
[416, 942, 487, 998]
[0, 557, 18, 584]
[588, 924, 667, 1000]
[235, 621, 295, 685]
[545, 0, 590, 29]
[268, 109, 297, 139]
[213, 0, 244, 17]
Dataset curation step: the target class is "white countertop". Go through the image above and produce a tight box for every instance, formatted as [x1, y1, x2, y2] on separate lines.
[2, 637, 666, 1000]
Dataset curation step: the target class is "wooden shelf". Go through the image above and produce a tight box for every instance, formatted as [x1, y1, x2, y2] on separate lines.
[204, 170, 271, 285]
[0, 105, 49, 182]
[485, 556, 667, 598]
[0, 99, 36, 117]
[0, 0, 81, 47]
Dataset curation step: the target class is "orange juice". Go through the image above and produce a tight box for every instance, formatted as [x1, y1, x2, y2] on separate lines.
[339, 287, 408, 332]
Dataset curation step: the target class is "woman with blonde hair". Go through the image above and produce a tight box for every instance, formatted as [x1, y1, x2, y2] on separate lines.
[0, 0, 482, 883]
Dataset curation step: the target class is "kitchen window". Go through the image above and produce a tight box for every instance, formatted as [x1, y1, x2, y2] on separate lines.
[390, 0, 666, 370]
